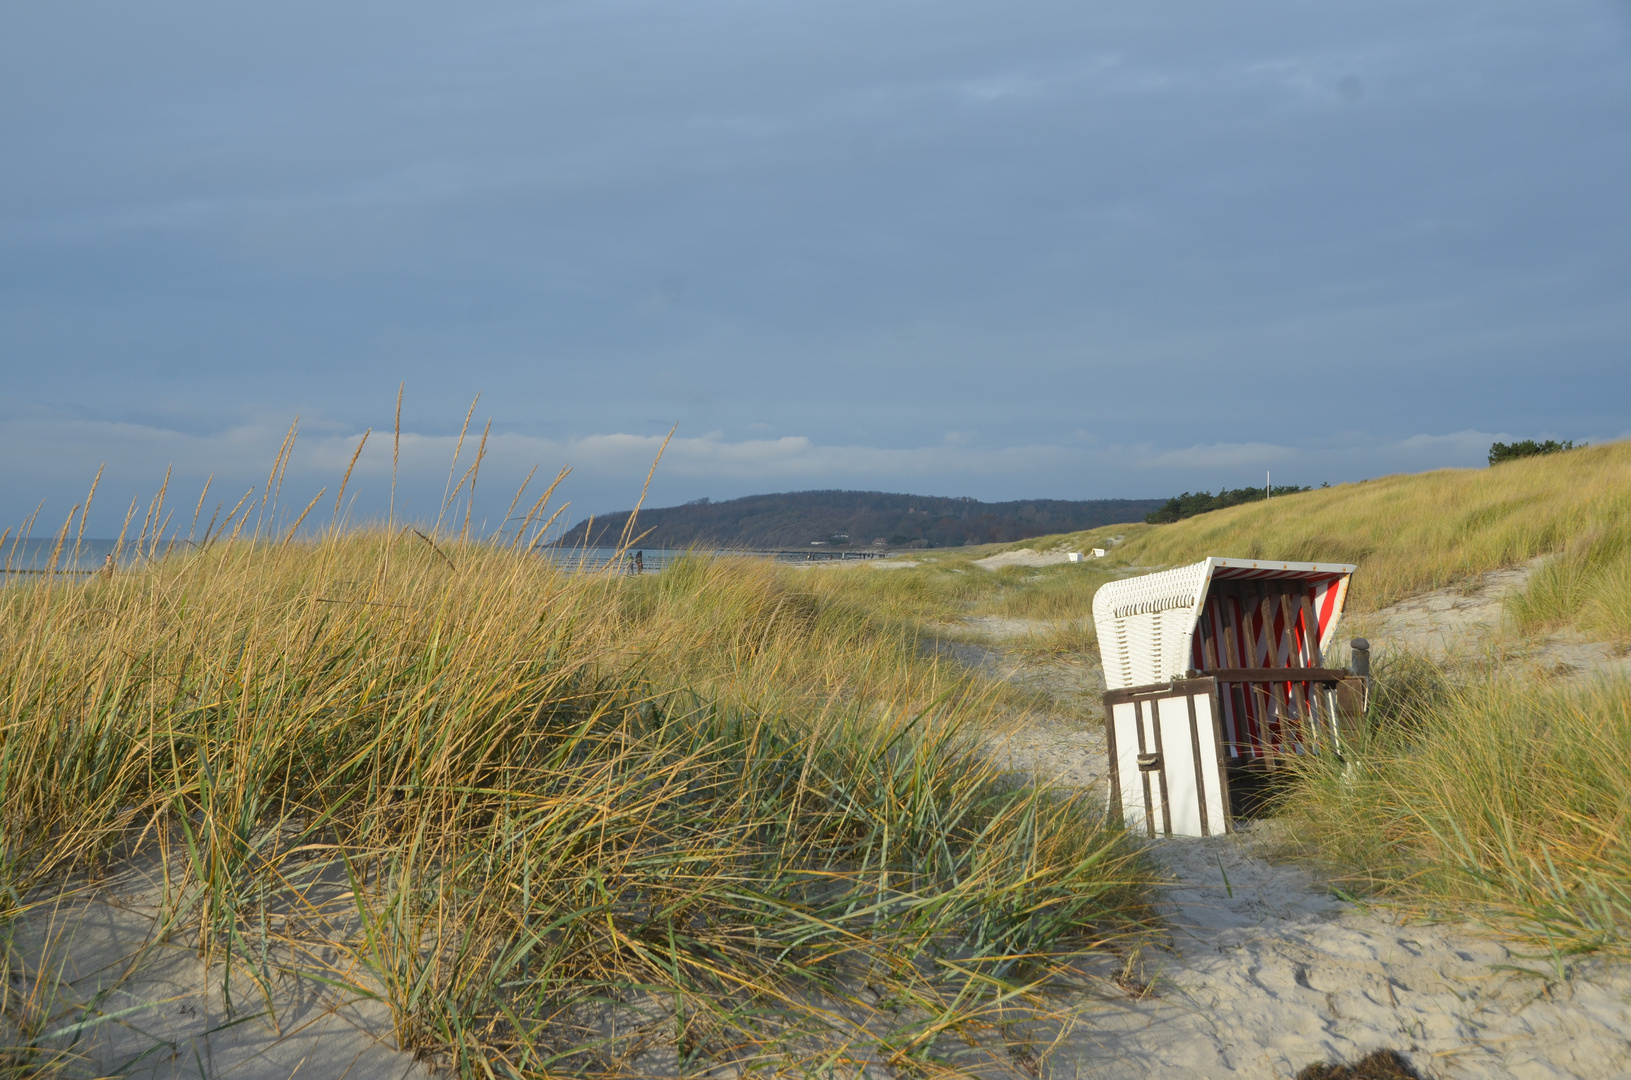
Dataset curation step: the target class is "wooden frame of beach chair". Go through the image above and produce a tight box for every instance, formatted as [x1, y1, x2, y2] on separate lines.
[1094, 558, 1359, 836]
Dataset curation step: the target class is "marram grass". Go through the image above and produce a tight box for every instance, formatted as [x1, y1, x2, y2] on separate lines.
[1037, 439, 1631, 616]
[920, 442, 1631, 957]
[788, 439, 1631, 651]
[0, 532, 1156, 1077]
[1280, 654, 1631, 958]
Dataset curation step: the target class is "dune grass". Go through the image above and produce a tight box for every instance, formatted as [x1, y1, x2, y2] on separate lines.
[0, 527, 1156, 1076]
[1506, 523, 1631, 640]
[808, 438, 1630, 659]
[9, 425, 1629, 1071]
[885, 442, 1631, 955]
[1281, 654, 1631, 958]
[1030, 440, 1631, 616]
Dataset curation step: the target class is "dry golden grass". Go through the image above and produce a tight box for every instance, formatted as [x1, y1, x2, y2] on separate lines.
[0, 525, 1156, 1076]
[1507, 524, 1631, 640]
[1282, 656, 1631, 958]
[1038, 440, 1631, 616]
[903, 443, 1631, 953]
[802, 440, 1630, 663]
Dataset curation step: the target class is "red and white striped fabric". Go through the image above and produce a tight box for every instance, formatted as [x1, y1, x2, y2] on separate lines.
[1094, 558, 1355, 758]
[1191, 565, 1350, 757]
[1203, 564, 1347, 652]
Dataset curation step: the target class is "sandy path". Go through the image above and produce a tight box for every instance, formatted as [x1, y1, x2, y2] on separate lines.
[972, 550, 1083, 570]
[1351, 559, 1631, 682]
[1063, 831, 1631, 1079]
[961, 600, 1631, 1079]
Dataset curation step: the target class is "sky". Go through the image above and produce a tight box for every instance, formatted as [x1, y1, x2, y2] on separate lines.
[4, 1, 1630, 536]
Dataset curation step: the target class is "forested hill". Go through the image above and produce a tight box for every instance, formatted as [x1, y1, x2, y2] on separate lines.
[551, 490, 1164, 550]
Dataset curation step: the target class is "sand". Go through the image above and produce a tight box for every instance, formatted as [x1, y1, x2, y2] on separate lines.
[970, 574, 1631, 1079]
[1350, 558, 1631, 682]
[972, 549, 1081, 570]
[11, 861, 429, 1079]
[26, 820, 1631, 1079]
[1059, 829, 1631, 1079]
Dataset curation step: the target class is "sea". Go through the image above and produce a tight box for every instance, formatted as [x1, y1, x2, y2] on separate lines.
[2, 537, 121, 574]
[2, 538, 879, 577]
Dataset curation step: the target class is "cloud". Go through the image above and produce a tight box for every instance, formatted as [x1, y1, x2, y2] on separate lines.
[2, 0, 1626, 526]
[1142, 441, 1298, 470]
[10, 409, 1610, 532]
[360, 429, 1079, 483]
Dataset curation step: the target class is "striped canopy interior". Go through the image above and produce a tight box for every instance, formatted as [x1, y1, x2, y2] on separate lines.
[1192, 565, 1349, 758]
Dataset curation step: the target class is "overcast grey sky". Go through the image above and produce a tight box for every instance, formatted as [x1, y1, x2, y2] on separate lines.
[4, 1, 1629, 532]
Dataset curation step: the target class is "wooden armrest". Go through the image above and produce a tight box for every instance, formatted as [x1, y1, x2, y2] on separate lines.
[1187, 667, 1351, 683]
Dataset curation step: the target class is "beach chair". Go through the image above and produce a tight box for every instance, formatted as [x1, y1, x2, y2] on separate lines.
[1093, 558, 1364, 837]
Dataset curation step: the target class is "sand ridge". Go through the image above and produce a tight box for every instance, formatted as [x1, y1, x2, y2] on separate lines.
[1351, 558, 1631, 683]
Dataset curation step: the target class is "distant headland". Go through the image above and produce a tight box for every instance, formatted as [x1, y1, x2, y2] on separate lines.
[550, 489, 1164, 550]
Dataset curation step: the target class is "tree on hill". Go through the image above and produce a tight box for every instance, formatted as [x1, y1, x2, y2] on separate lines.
[1145, 484, 1311, 525]
[1488, 439, 1578, 466]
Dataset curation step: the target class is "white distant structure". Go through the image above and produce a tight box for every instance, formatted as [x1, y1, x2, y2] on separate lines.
[1067, 551, 1083, 562]
[1091, 548, 1106, 558]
